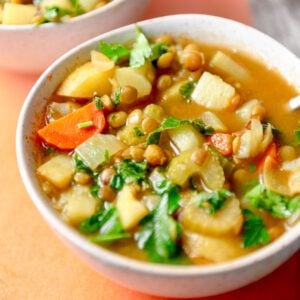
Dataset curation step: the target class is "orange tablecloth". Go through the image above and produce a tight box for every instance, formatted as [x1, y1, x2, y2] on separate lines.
[0, 1, 299, 299]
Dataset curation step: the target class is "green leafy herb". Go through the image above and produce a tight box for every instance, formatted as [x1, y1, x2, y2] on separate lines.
[93, 95, 103, 110]
[150, 42, 168, 61]
[112, 88, 121, 106]
[242, 209, 270, 248]
[110, 174, 124, 190]
[90, 232, 131, 243]
[135, 196, 181, 262]
[115, 159, 148, 185]
[179, 81, 197, 100]
[245, 183, 300, 218]
[129, 26, 152, 68]
[147, 117, 214, 145]
[77, 120, 94, 129]
[196, 189, 232, 214]
[248, 163, 257, 173]
[90, 183, 100, 198]
[295, 122, 300, 144]
[74, 155, 92, 174]
[80, 203, 129, 243]
[134, 126, 145, 137]
[39, 6, 71, 24]
[70, 0, 85, 15]
[191, 119, 214, 135]
[98, 41, 130, 63]
[44, 145, 55, 156]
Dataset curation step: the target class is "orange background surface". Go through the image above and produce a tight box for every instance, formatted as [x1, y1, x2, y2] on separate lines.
[0, 0, 299, 299]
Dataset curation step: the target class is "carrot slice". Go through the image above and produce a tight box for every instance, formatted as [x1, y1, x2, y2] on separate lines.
[208, 133, 233, 156]
[257, 142, 278, 172]
[38, 102, 105, 150]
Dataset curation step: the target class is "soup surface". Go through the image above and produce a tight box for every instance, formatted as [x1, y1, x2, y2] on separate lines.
[36, 28, 300, 265]
[0, 0, 111, 25]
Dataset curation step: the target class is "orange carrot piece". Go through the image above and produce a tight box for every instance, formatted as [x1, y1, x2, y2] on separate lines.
[257, 142, 278, 172]
[38, 102, 105, 150]
[208, 133, 233, 156]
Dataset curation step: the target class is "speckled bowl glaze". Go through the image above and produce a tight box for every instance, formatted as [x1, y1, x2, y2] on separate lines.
[0, 0, 149, 74]
[16, 15, 300, 298]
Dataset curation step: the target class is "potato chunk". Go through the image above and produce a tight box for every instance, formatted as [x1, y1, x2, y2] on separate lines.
[60, 185, 98, 224]
[2, 3, 37, 25]
[37, 155, 74, 189]
[168, 124, 204, 153]
[209, 51, 250, 81]
[192, 72, 236, 110]
[78, 0, 99, 11]
[57, 62, 115, 98]
[180, 196, 243, 237]
[117, 186, 148, 230]
[114, 67, 152, 98]
[40, 0, 73, 11]
[183, 231, 248, 263]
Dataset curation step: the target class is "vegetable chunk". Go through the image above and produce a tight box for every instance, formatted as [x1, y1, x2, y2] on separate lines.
[191, 72, 236, 110]
[57, 62, 115, 98]
[60, 185, 98, 224]
[37, 155, 74, 189]
[2, 3, 37, 25]
[116, 185, 148, 230]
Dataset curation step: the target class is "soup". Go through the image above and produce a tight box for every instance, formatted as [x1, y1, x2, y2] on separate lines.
[0, 0, 111, 25]
[35, 28, 300, 264]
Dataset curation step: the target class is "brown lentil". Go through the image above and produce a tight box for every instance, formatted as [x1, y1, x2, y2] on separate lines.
[120, 86, 138, 105]
[157, 75, 172, 91]
[74, 172, 92, 185]
[141, 117, 159, 133]
[144, 144, 168, 166]
[98, 186, 116, 202]
[129, 146, 145, 162]
[100, 168, 116, 185]
[157, 52, 174, 69]
[191, 148, 207, 165]
[108, 111, 127, 128]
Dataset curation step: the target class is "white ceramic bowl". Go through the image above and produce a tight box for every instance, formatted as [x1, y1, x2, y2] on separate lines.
[16, 15, 300, 298]
[0, 0, 148, 74]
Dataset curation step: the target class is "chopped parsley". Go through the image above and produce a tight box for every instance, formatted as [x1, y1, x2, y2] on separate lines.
[129, 26, 152, 68]
[196, 189, 232, 214]
[242, 209, 270, 248]
[245, 184, 300, 218]
[73, 155, 93, 174]
[112, 88, 121, 106]
[115, 159, 148, 185]
[134, 126, 145, 137]
[77, 120, 94, 129]
[98, 41, 130, 63]
[248, 163, 257, 173]
[80, 203, 130, 243]
[38, 6, 71, 24]
[179, 81, 197, 101]
[150, 42, 168, 61]
[110, 174, 124, 190]
[147, 117, 214, 144]
[93, 95, 103, 110]
[135, 196, 181, 262]
[295, 121, 300, 144]
[90, 183, 100, 198]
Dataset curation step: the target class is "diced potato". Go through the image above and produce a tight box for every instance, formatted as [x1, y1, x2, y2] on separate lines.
[37, 155, 74, 189]
[209, 51, 250, 81]
[167, 150, 225, 189]
[180, 196, 243, 236]
[191, 72, 236, 110]
[90, 50, 115, 71]
[183, 231, 248, 263]
[40, 0, 73, 11]
[78, 0, 99, 11]
[236, 99, 261, 123]
[114, 67, 152, 98]
[75, 134, 126, 170]
[2, 3, 37, 25]
[117, 185, 148, 230]
[136, 61, 156, 83]
[289, 171, 300, 195]
[168, 124, 204, 153]
[161, 80, 188, 103]
[263, 156, 292, 196]
[60, 185, 98, 224]
[201, 111, 228, 132]
[117, 124, 146, 146]
[282, 157, 300, 171]
[0, 6, 3, 23]
[47, 101, 80, 123]
[57, 62, 115, 98]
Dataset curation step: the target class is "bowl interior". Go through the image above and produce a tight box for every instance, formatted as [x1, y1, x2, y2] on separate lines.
[17, 14, 300, 276]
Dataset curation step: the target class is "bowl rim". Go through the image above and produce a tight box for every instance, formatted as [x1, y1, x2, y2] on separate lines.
[0, 0, 129, 31]
[17, 14, 300, 277]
